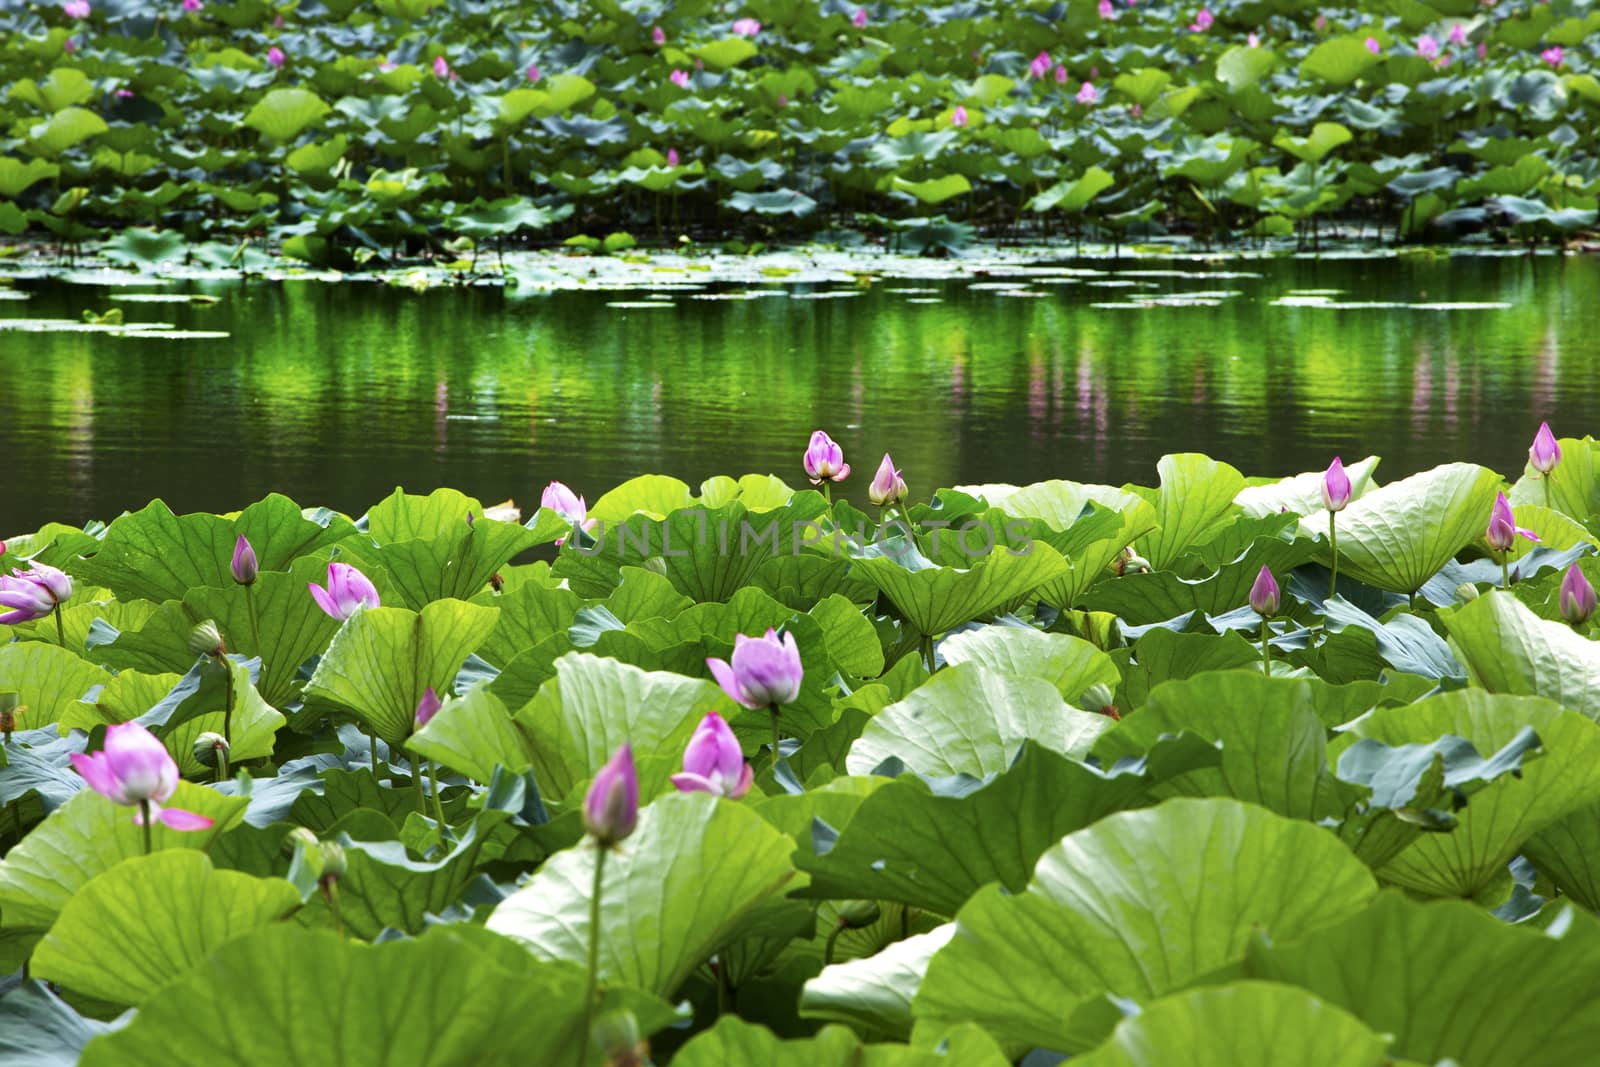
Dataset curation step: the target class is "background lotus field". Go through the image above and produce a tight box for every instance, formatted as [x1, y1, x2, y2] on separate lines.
[1, 0, 1598, 267]
[6, 440, 1600, 1063]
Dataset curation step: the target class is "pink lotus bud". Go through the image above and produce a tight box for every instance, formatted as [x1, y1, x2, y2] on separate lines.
[63, 0, 90, 17]
[652, 25, 666, 45]
[1314, 14, 1327, 30]
[1448, 23, 1467, 46]
[1529, 421, 1561, 474]
[671, 712, 753, 798]
[63, 37, 76, 53]
[70, 722, 214, 831]
[1248, 32, 1260, 47]
[1476, 42, 1487, 59]
[266, 45, 285, 68]
[868, 453, 908, 507]
[115, 88, 133, 97]
[1365, 36, 1381, 53]
[1055, 64, 1068, 83]
[1076, 80, 1097, 104]
[1190, 7, 1212, 31]
[852, 7, 867, 28]
[731, 17, 761, 37]
[0, 562, 73, 625]
[1417, 34, 1439, 59]
[1249, 565, 1279, 616]
[777, 92, 788, 107]
[670, 69, 690, 88]
[415, 687, 442, 730]
[583, 744, 638, 846]
[1485, 492, 1539, 553]
[1029, 51, 1052, 79]
[1561, 565, 1596, 626]
[950, 104, 969, 127]
[803, 430, 850, 484]
[707, 629, 804, 708]
[1322, 456, 1352, 512]
[231, 534, 258, 584]
[666, 147, 679, 166]
[541, 480, 588, 526]
[308, 562, 380, 621]
[432, 55, 450, 79]
[526, 63, 541, 82]
[182, 0, 202, 11]
[1099, 0, 1114, 17]
[1542, 46, 1563, 67]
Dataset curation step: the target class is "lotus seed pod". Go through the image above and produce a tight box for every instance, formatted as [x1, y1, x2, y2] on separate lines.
[836, 900, 882, 928]
[320, 840, 346, 881]
[591, 1011, 648, 1067]
[1081, 683, 1115, 712]
[0, 707, 14, 741]
[187, 619, 225, 658]
[192, 731, 229, 767]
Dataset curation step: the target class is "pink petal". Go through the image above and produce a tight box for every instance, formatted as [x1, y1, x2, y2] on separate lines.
[309, 582, 342, 619]
[706, 657, 754, 707]
[70, 751, 120, 799]
[156, 807, 215, 831]
[670, 772, 717, 794]
[729, 761, 754, 799]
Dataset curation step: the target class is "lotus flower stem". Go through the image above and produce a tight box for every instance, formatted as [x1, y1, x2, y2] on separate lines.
[1260, 620, 1271, 676]
[1501, 555, 1511, 590]
[139, 799, 153, 856]
[413, 762, 426, 813]
[53, 603, 65, 647]
[921, 635, 935, 674]
[222, 661, 235, 748]
[427, 761, 447, 833]
[324, 879, 345, 937]
[823, 923, 845, 966]
[1545, 479, 1553, 511]
[770, 705, 782, 765]
[822, 483, 831, 505]
[215, 747, 229, 782]
[243, 582, 263, 660]
[368, 732, 379, 775]
[1327, 513, 1339, 599]
[576, 847, 608, 1067]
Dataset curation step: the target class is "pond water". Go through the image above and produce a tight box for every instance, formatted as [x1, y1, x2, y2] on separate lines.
[1, 251, 1595, 535]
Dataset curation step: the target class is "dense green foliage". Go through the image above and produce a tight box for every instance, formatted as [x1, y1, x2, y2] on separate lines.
[1, 0, 1597, 264]
[5, 443, 1600, 1062]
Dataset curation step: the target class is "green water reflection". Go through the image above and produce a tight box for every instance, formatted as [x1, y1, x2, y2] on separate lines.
[1, 253, 1595, 534]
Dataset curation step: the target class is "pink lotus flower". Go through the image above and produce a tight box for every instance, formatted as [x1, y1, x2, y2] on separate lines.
[777, 92, 788, 107]
[1561, 565, 1596, 626]
[1099, 0, 1114, 17]
[432, 55, 450, 79]
[1076, 80, 1098, 104]
[852, 7, 868, 28]
[708, 629, 804, 709]
[1028, 50, 1052, 79]
[1529, 421, 1561, 474]
[1477, 42, 1487, 59]
[671, 712, 753, 798]
[63, 0, 90, 17]
[652, 25, 666, 45]
[182, 0, 202, 11]
[583, 744, 638, 846]
[0, 562, 72, 625]
[1417, 34, 1439, 59]
[70, 722, 215, 831]
[267, 45, 285, 68]
[1190, 7, 1213, 31]
[541, 480, 592, 527]
[670, 69, 690, 88]
[731, 17, 761, 37]
[1322, 457, 1352, 512]
[803, 430, 850, 484]
[1248, 32, 1260, 47]
[666, 147, 679, 166]
[1249, 566, 1279, 616]
[63, 37, 76, 53]
[1314, 13, 1327, 31]
[1365, 36, 1381, 53]
[1485, 492, 1539, 553]
[868, 453, 907, 507]
[308, 562, 380, 621]
[950, 104, 969, 127]
[1448, 23, 1467, 46]
[115, 88, 133, 98]
[231, 535, 258, 584]
[526, 63, 541, 82]
[414, 687, 442, 730]
[1542, 46, 1563, 67]
[1055, 64, 1068, 84]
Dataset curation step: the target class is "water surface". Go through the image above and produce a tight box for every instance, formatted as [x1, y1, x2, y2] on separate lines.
[1, 252, 1594, 534]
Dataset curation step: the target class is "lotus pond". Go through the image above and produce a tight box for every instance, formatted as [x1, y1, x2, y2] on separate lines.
[5, 436, 1600, 1064]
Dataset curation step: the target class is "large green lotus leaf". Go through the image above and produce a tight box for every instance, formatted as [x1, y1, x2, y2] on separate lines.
[1071, 981, 1389, 1067]
[242, 87, 330, 142]
[82, 661, 285, 777]
[1329, 463, 1502, 593]
[364, 487, 484, 542]
[408, 687, 531, 783]
[26, 107, 107, 157]
[0, 784, 246, 931]
[1300, 36, 1383, 84]
[0, 642, 111, 731]
[1524, 801, 1600, 908]
[469, 581, 582, 667]
[302, 599, 499, 747]
[676, 1015, 994, 1066]
[799, 925, 956, 1040]
[692, 37, 759, 70]
[296, 812, 510, 939]
[233, 493, 359, 569]
[1114, 628, 1261, 711]
[1131, 454, 1245, 571]
[939, 625, 1118, 703]
[1245, 892, 1600, 1067]
[182, 557, 342, 707]
[0, 981, 111, 1066]
[912, 798, 1377, 1051]
[1441, 590, 1600, 721]
[587, 475, 695, 522]
[31, 851, 297, 1006]
[1329, 689, 1600, 896]
[349, 519, 539, 609]
[697, 473, 796, 511]
[1094, 672, 1370, 820]
[849, 542, 1069, 637]
[0, 156, 59, 198]
[77, 925, 676, 1067]
[801, 739, 1218, 915]
[87, 599, 204, 677]
[515, 652, 731, 801]
[1216, 44, 1282, 91]
[1234, 456, 1381, 518]
[486, 792, 799, 997]
[846, 664, 1110, 778]
[1509, 435, 1600, 521]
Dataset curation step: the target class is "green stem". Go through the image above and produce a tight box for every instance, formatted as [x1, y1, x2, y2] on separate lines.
[140, 800, 153, 855]
[822, 482, 831, 505]
[216, 749, 229, 783]
[428, 760, 447, 835]
[576, 847, 608, 1067]
[222, 659, 235, 749]
[770, 706, 782, 764]
[1545, 477, 1553, 512]
[53, 603, 66, 648]
[369, 732, 379, 776]
[823, 922, 845, 966]
[324, 879, 344, 938]
[1260, 618, 1272, 676]
[1502, 555, 1511, 590]
[244, 582, 264, 661]
[715, 956, 731, 1016]
[921, 634, 935, 674]
[1328, 513, 1339, 600]
[413, 762, 426, 814]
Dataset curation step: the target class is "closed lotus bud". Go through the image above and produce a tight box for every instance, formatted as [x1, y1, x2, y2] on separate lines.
[1081, 683, 1117, 718]
[287, 826, 319, 852]
[583, 744, 639, 847]
[836, 900, 881, 928]
[1455, 582, 1480, 603]
[1115, 549, 1152, 576]
[1249, 566, 1280, 617]
[414, 686, 442, 730]
[231, 534, 258, 585]
[1485, 492, 1538, 554]
[1529, 421, 1561, 475]
[319, 840, 346, 881]
[591, 1011, 648, 1067]
[188, 619, 225, 658]
[193, 731, 229, 767]
[1321, 456, 1352, 512]
[1560, 564, 1596, 626]
[868, 453, 908, 507]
